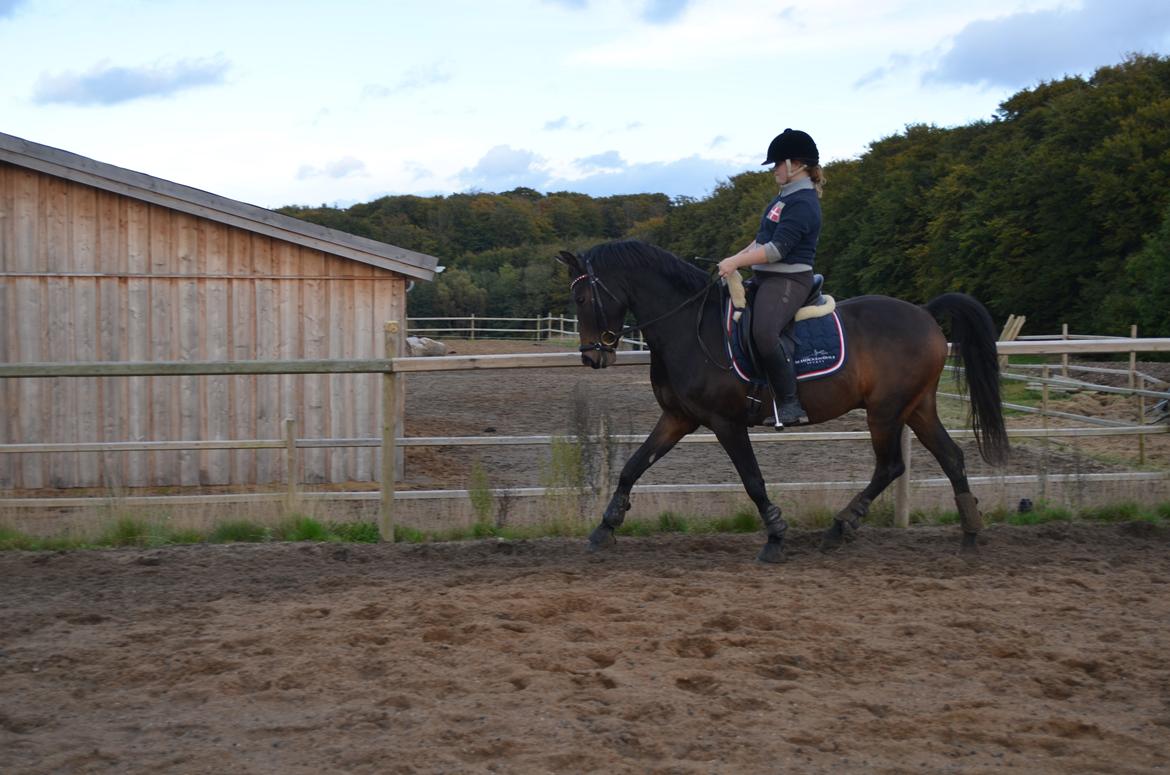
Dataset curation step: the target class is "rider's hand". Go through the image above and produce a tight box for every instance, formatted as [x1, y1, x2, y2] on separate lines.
[717, 257, 738, 279]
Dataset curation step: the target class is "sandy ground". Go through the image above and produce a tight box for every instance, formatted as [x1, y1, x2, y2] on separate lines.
[2, 522, 1170, 774]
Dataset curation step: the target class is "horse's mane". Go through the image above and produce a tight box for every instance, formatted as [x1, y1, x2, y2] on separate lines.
[581, 240, 709, 293]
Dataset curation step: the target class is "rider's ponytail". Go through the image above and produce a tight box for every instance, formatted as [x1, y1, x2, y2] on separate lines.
[806, 164, 825, 198]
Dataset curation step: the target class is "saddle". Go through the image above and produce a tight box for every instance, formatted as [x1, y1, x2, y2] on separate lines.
[724, 272, 846, 386]
[737, 273, 832, 364]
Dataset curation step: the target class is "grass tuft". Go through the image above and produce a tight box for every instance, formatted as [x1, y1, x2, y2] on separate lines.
[330, 521, 381, 543]
[1079, 501, 1148, 524]
[276, 515, 330, 542]
[208, 520, 270, 543]
[709, 508, 761, 534]
[100, 517, 152, 547]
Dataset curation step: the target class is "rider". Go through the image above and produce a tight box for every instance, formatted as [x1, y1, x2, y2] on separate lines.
[717, 128, 823, 428]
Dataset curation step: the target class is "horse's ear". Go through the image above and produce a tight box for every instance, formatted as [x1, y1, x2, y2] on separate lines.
[555, 250, 582, 273]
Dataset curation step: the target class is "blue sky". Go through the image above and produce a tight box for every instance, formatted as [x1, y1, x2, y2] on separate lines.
[2, 0, 1169, 209]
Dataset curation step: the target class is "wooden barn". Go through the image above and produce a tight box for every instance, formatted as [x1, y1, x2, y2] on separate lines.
[0, 132, 439, 490]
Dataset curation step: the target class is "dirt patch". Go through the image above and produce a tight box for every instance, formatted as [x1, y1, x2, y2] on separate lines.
[2, 523, 1169, 773]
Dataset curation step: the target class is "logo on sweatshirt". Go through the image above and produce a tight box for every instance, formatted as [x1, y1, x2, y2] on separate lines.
[767, 202, 784, 222]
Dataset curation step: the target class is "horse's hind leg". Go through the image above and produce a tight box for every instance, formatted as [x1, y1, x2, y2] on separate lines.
[907, 400, 982, 553]
[821, 412, 908, 551]
[588, 411, 698, 551]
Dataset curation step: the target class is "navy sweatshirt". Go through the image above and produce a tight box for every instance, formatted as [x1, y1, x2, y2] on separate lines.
[752, 177, 821, 274]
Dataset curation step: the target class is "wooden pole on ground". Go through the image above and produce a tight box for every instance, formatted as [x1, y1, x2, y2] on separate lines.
[380, 321, 401, 542]
[894, 426, 912, 528]
[998, 314, 1026, 370]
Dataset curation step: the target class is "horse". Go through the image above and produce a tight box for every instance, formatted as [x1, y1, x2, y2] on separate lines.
[557, 239, 1010, 563]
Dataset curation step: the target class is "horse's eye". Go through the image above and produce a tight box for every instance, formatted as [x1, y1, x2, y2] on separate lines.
[574, 295, 586, 305]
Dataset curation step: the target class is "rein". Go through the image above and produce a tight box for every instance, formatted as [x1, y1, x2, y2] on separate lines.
[573, 257, 721, 357]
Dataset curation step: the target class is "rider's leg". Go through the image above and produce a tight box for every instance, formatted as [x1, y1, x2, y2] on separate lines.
[751, 271, 814, 428]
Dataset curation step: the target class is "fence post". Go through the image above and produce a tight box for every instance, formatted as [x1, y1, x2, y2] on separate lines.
[284, 417, 298, 513]
[470, 313, 476, 341]
[894, 426, 912, 528]
[380, 321, 400, 543]
[1129, 325, 1138, 391]
[1040, 365, 1050, 501]
[1061, 323, 1069, 378]
[1138, 374, 1147, 466]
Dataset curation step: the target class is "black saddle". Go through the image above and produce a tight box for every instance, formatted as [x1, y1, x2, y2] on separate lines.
[743, 272, 825, 309]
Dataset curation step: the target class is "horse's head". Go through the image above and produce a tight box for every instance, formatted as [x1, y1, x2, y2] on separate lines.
[556, 249, 626, 369]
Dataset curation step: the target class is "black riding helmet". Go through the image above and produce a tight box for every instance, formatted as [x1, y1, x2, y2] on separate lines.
[762, 128, 819, 166]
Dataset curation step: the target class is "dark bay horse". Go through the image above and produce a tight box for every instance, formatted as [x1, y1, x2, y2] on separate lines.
[558, 240, 1009, 562]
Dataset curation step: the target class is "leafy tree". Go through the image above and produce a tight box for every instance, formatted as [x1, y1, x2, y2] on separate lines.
[433, 268, 487, 317]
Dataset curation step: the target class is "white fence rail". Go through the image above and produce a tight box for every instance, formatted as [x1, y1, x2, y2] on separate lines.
[407, 314, 647, 349]
[3, 335, 1170, 539]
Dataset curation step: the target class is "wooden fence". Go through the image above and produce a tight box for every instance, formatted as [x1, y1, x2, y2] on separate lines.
[3, 332, 1170, 540]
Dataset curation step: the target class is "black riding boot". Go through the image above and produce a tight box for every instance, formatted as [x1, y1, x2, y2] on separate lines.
[761, 347, 807, 428]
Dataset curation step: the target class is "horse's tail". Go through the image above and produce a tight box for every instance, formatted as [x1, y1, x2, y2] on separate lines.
[924, 293, 1010, 465]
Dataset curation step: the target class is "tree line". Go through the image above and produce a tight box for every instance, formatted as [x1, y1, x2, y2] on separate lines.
[280, 54, 1170, 336]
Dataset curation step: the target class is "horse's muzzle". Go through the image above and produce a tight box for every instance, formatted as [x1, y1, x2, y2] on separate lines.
[580, 350, 613, 369]
[579, 343, 615, 369]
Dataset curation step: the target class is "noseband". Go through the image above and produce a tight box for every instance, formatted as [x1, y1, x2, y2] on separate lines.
[571, 257, 719, 356]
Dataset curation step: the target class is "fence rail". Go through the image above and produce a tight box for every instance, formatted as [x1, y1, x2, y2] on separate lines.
[407, 313, 647, 349]
[3, 335, 1170, 538]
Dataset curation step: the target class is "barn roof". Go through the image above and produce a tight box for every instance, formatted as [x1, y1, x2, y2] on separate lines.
[0, 132, 439, 282]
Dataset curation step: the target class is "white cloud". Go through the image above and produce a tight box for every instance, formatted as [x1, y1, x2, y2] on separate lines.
[32, 56, 230, 106]
[926, 0, 1170, 88]
[575, 150, 625, 171]
[297, 156, 368, 180]
[459, 145, 549, 190]
[364, 62, 451, 97]
[543, 116, 586, 131]
[555, 155, 747, 197]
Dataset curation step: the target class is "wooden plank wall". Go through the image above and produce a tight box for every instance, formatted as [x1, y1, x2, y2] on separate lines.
[0, 164, 406, 489]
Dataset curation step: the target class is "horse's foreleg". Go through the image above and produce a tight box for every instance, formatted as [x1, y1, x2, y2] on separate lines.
[822, 415, 907, 551]
[710, 421, 786, 564]
[908, 402, 982, 554]
[588, 412, 697, 551]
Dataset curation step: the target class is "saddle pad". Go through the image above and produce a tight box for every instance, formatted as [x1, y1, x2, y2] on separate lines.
[725, 301, 846, 385]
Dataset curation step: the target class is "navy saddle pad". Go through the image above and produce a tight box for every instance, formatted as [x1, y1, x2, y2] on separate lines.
[724, 301, 847, 386]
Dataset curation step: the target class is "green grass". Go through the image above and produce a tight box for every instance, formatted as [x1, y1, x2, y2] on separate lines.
[208, 520, 271, 543]
[2, 499, 1168, 552]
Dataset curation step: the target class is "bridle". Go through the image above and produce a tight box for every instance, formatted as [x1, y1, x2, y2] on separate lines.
[571, 256, 720, 357]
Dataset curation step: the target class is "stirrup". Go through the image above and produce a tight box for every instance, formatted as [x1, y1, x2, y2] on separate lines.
[771, 398, 808, 429]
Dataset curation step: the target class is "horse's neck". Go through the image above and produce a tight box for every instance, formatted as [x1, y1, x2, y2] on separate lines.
[626, 275, 721, 356]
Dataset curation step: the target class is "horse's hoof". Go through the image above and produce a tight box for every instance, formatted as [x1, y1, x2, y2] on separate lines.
[821, 518, 857, 552]
[756, 540, 786, 564]
[587, 525, 616, 552]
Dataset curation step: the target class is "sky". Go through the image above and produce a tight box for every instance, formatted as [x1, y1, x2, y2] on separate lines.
[2, 0, 1169, 210]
